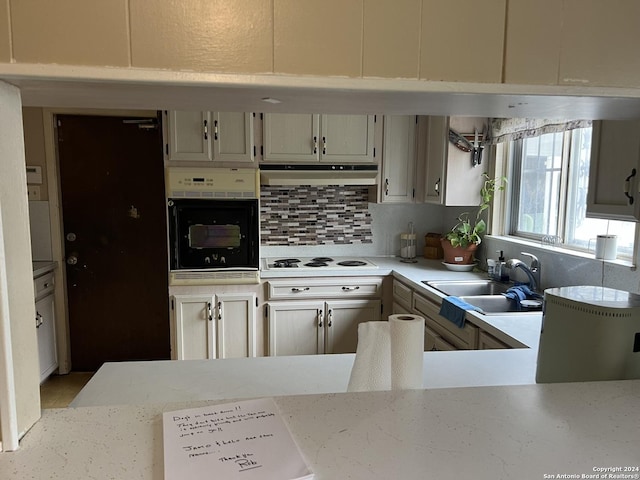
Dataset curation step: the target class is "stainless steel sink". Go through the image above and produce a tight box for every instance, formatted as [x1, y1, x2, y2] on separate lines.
[423, 279, 511, 297]
[459, 295, 542, 315]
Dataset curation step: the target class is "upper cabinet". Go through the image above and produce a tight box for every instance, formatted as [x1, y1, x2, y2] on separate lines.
[380, 115, 417, 203]
[420, 116, 488, 206]
[505, 0, 640, 88]
[587, 120, 640, 221]
[166, 111, 254, 164]
[263, 113, 376, 164]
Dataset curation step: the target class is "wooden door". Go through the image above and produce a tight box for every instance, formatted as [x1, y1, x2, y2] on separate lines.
[212, 112, 254, 164]
[325, 299, 381, 354]
[320, 114, 375, 163]
[57, 114, 170, 371]
[267, 301, 323, 356]
[167, 110, 212, 162]
[263, 113, 319, 162]
[173, 295, 216, 360]
[216, 292, 256, 359]
[381, 115, 416, 203]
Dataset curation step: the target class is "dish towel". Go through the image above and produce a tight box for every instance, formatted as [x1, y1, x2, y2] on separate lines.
[502, 285, 543, 310]
[438, 296, 482, 328]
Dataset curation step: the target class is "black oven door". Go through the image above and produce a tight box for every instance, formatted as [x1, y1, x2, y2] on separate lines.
[168, 199, 259, 270]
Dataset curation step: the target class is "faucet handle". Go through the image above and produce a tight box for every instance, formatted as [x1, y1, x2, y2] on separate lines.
[520, 252, 539, 269]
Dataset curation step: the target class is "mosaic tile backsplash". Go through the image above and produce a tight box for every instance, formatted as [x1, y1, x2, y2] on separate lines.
[260, 186, 373, 245]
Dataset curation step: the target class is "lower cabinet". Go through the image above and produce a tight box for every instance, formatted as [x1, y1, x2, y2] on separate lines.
[172, 293, 256, 360]
[266, 277, 384, 356]
[35, 270, 57, 383]
[268, 299, 382, 356]
[392, 278, 516, 351]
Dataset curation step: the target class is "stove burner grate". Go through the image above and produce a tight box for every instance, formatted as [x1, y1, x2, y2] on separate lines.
[272, 258, 301, 268]
[312, 257, 334, 263]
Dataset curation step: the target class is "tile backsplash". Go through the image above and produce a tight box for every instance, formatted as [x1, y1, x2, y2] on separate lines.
[260, 186, 373, 246]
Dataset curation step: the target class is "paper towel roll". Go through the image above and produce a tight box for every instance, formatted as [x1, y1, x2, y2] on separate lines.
[347, 315, 424, 392]
[389, 314, 424, 390]
[347, 321, 391, 392]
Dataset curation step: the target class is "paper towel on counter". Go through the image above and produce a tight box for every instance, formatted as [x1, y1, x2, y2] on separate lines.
[390, 314, 424, 390]
[347, 315, 424, 392]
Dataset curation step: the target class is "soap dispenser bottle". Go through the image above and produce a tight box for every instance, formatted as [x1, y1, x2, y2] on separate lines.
[496, 250, 509, 282]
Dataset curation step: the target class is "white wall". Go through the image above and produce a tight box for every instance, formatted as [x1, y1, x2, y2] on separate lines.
[0, 81, 40, 445]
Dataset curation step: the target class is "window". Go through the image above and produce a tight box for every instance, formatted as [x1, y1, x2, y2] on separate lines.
[509, 127, 635, 258]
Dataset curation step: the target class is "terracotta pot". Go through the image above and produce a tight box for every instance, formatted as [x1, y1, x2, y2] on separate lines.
[440, 239, 478, 264]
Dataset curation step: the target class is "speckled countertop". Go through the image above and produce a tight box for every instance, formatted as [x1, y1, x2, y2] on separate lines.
[2, 380, 639, 479]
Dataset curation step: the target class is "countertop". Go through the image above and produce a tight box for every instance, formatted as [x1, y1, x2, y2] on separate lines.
[71, 349, 538, 407]
[3, 380, 639, 479]
[263, 256, 542, 349]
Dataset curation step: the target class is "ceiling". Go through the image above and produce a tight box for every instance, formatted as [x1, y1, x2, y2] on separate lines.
[3, 65, 640, 120]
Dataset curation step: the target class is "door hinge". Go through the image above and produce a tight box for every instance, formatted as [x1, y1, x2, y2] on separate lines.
[380, 303, 384, 314]
[264, 305, 268, 318]
[412, 188, 415, 198]
[374, 115, 377, 123]
[171, 298, 174, 310]
[260, 113, 263, 120]
[253, 112, 256, 117]
[373, 147, 376, 158]
[261, 145, 264, 156]
[415, 116, 418, 124]
[253, 145, 256, 157]
[165, 143, 169, 155]
[255, 297, 258, 307]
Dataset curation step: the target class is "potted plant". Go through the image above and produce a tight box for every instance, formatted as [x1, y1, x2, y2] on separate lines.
[441, 174, 506, 264]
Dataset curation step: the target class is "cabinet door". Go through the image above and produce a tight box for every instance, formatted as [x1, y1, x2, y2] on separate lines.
[477, 330, 509, 350]
[422, 116, 447, 204]
[167, 111, 212, 162]
[216, 292, 256, 359]
[325, 299, 381, 354]
[381, 115, 416, 203]
[320, 115, 375, 163]
[268, 301, 324, 356]
[263, 113, 320, 162]
[587, 120, 640, 221]
[36, 294, 57, 382]
[173, 295, 216, 360]
[212, 112, 254, 164]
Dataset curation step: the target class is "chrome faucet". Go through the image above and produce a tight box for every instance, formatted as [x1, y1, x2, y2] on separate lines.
[506, 252, 541, 291]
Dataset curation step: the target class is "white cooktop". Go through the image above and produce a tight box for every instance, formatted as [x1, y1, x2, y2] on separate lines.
[263, 257, 378, 270]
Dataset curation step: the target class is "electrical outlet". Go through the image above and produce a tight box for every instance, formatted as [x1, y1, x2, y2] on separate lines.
[27, 186, 41, 201]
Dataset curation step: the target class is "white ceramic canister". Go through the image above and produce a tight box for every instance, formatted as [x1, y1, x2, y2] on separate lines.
[595, 234, 618, 260]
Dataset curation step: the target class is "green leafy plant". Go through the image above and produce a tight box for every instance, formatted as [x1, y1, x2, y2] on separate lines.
[444, 174, 507, 248]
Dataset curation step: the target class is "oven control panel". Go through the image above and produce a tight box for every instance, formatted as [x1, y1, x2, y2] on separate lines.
[166, 168, 259, 199]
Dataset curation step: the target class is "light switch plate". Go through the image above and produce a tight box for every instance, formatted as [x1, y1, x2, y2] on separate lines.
[27, 186, 41, 201]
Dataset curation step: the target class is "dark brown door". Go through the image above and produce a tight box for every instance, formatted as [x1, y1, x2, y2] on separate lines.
[57, 114, 170, 371]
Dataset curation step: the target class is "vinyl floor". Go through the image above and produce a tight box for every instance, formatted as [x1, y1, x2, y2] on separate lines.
[40, 372, 94, 409]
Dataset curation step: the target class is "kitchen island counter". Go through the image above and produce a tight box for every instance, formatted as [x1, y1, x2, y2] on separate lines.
[3, 379, 639, 479]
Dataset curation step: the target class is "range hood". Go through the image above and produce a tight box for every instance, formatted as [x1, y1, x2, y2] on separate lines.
[259, 164, 378, 186]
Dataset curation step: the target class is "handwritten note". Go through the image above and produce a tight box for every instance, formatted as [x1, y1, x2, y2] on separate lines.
[163, 397, 314, 480]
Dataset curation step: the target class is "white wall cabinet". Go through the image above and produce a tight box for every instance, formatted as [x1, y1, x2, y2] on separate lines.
[166, 111, 254, 164]
[263, 113, 376, 163]
[172, 293, 256, 360]
[380, 115, 417, 203]
[420, 116, 488, 206]
[34, 271, 57, 383]
[587, 120, 640, 221]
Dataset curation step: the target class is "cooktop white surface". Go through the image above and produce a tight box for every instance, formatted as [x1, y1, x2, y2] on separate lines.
[263, 256, 378, 270]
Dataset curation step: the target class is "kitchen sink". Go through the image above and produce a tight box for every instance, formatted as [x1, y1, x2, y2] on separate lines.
[459, 295, 542, 315]
[423, 279, 512, 297]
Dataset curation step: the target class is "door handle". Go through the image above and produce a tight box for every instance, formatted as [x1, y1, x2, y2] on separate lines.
[327, 309, 333, 327]
[35, 312, 43, 328]
[313, 136, 318, 154]
[291, 287, 310, 293]
[217, 301, 222, 321]
[385, 178, 389, 196]
[341, 286, 360, 291]
[318, 309, 323, 328]
[624, 168, 636, 205]
[66, 255, 78, 265]
[435, 177, 441, 195]
[322, 136, 327, 155]
[203, 119, 208, 140]
[207, 302, 213, 321]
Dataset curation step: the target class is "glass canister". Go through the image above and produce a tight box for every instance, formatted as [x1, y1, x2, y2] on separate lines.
[400, 222, 417, 263]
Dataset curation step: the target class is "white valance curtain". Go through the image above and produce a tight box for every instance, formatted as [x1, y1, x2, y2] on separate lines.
[489, 118, 592, 144]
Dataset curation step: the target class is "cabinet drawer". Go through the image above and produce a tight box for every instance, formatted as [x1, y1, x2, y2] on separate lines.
[34, 272, 55, 299]
[267, 278, 382, 300]
[413, 292, 478, 349]
[478, 330, 510, 350]
[392, 280, 412, 310]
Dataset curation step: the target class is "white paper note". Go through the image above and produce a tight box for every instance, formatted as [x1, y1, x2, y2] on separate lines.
[163, 397, 314, 480]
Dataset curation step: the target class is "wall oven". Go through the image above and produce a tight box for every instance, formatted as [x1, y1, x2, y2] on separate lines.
[166, 168, 260, 285]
